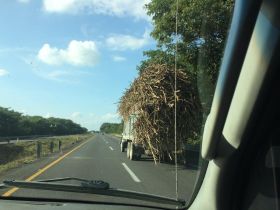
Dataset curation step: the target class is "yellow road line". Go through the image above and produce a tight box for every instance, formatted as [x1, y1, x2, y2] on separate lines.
[2, 139, 91, 197]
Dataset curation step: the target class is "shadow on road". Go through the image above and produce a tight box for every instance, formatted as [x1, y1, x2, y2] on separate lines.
[139, 156, 154, 162]
[138, 155, 199, 171]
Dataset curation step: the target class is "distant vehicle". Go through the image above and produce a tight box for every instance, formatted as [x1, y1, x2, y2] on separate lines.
[120, 114, 144, 160]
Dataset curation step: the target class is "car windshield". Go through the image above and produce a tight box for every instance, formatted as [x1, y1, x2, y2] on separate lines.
[0, 0, 234, 208]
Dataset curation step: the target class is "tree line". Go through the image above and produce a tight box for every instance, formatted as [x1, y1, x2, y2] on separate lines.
[131, 0, 234, 143]
[100, 122, 123, 134]
[0, 107, 87, 137]
[142, 0, 233, 111]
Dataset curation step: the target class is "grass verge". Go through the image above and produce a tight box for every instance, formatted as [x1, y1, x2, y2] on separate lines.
[0, 134, 93, 174]
[111, 133, 122, 138]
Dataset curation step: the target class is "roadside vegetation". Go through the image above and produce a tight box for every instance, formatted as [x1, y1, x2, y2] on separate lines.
[100, 122, 123, 135]
[0, 106, 87, 137]
[0, 134, 92, 174]
[0, 106, 91, 174]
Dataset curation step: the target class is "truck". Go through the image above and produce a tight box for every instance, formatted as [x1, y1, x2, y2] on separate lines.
[120, 114, 144, 160]
[120, 114, 200, 166]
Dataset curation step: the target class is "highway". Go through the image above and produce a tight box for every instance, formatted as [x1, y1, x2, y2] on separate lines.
[0, 134, 198, 206]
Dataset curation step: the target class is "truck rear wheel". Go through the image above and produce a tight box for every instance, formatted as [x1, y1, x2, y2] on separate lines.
[135, 154, 141, 160]
[134, 153, 141, 160]
[121, 142, 125, 152]
[129, 143, 135, 160]
[129, 144, 141, 160]
[127, 142, 131, 159]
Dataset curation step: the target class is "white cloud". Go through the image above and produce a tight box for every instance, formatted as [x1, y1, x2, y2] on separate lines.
[37, 40, 99, 66]
[112, 55, 126, 62]
[71, 112, 82, 118]
[69, 112, 120, 130]
[27, 57, 91, 83]
[89, 113, 120, 130]
[0, 69, 9, 77]
[100, 113, 120, 122]
[87, 112, 120, 122]
[43, 0, 151, 21]
[18, 0, 31, 3]
[106, 30, 150, 51]
[45, 113, 52, 118]
[46, 70, 70, 80]
[19, 110, 27, 115]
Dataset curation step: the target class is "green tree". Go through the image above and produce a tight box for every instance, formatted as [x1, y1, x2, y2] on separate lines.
[143, 0, 234, 115]
[126, 0, 234, 146]
[100, 122, 123, 134]
[137, 50, 174, 73]
[0, 107, 22, 136]
[0, 106, 87, 137]
[146, 0, 234, 84]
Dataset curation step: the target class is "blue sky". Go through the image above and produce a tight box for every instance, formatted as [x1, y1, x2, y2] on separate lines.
[0, 0, 155, 130]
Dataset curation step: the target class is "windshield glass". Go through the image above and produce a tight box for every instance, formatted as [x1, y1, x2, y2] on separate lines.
[0, 0, 234, 208]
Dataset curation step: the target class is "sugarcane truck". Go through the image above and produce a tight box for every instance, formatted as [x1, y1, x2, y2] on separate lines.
[120, 114, 144, 160]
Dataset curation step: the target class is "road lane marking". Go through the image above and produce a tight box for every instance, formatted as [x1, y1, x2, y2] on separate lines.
[66, 156, 93, 160]
[2, 139, 91, 197]
[109, 146, 114, 151]
[122, 163, 141, 183]
[100, 136, 108, 144]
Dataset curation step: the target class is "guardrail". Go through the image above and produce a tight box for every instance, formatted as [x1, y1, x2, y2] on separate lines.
[0, 135, 52, 142]
[0, 133, 88, 142]
[35, 140, 62, 159]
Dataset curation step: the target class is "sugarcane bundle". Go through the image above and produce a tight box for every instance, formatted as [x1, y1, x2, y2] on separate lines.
[118, 64, 202, 162]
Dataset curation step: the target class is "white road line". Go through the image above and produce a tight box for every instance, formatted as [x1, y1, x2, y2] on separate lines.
[109, 146, 114, 151]
[122, 163, 141, 183]
[100, 135, 109, 144]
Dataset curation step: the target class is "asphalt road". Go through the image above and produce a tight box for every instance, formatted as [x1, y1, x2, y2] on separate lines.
[0, 134, 198, 206]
